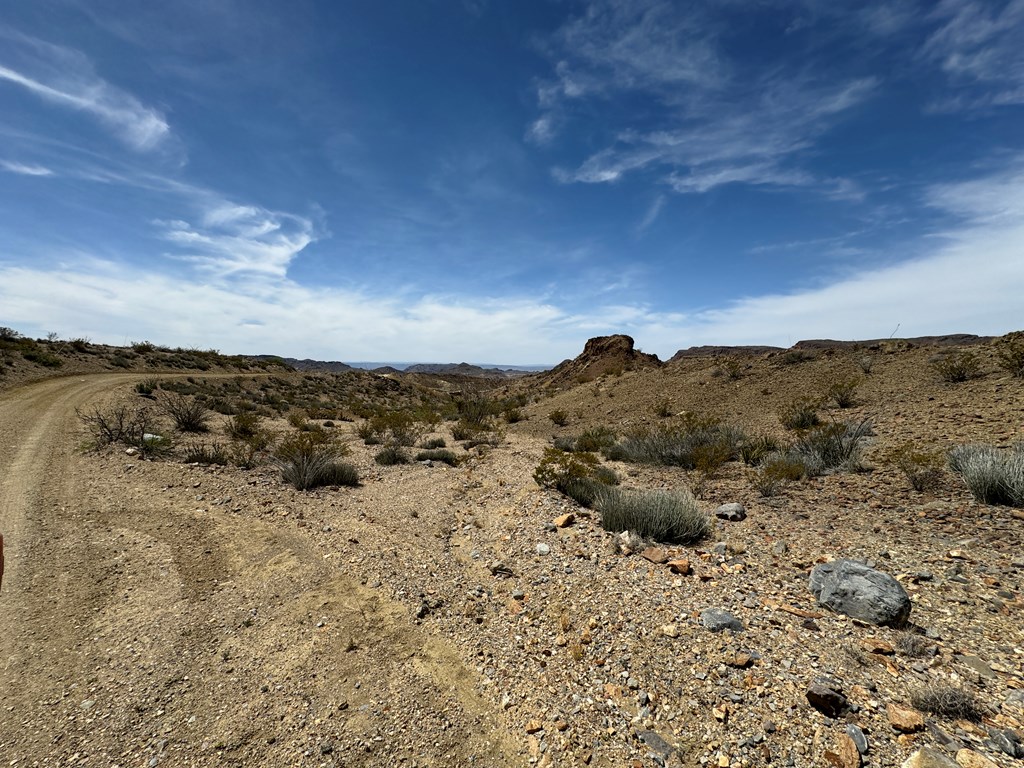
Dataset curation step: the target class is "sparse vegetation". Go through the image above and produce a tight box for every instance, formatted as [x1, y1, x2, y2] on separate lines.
[857, 356, 874, 375]
[752, 454, 806, 496]
[826, 377, 860, 408]
[739, 434, 781, 467]
[274, 431, 357, 490]
[949, 443, 1024, 507]
[375, 445, 410, 465]
[932, 350, 982, 382]
[596, 488, 710, 544]
[415, 448, 459, 466]
[787, 419, 873, 476]
[159, 393, 210, 432]
[549, 409, 569, 427]
[604, 415, 744, 472]
[910, 684, 982, 721]
[780, 397, 821, 430]
[183, 441, 230, 465]
[77, 404, 156, 451]
[996, 334, 1024, 378]
[22, 348, 64, 368]
[779, 349, 814, 365]
[887, 443, 945, 492]
[420, 437, 447, 449]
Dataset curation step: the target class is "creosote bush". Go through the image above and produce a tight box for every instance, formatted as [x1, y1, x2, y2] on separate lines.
[597, 488, 710, 544]
[159, 393, 210, 433]
[549, 409, 569, 427]
[533, 448, 617, 509]
[375, 445, 410, 465]
[780, 398, 821, 430]
[415, 448, 459, 466]
[826, 377, 860, 408]
[948, 443, 1024, 507]
[996, 334, 1024, 378]
[932, 350, 982, 383]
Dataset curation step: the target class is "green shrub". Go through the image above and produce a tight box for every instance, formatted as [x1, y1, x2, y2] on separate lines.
[752, 455, 806, 496]
[549, 409, 569, 427]
[159, 393, 210, 433]
[69, 337, 91, 353]
[604, 415, 744, 471]
[226, 411, 263, 441]
[503, 407, 524, 423]
[780, 398, 821, 430]
[857, 356, 874, 375]
[109, 354, 133, 369]
[779, 350, 814, 365]
[135, 378, 160, 396]
[827, 377, 860, 408]
[948, 443, 1024, 507]
[415, 448, 459, 466]
[375, 445, 409, 465]
[722, 359, 744, 380]
[597, 488, 710, 544]
[420, 437, 447, 449]
[0, 327, 21, 341]
[739, 434, 781, 466]
[275, 432, 357, 490]
[788, 419, 873, 476]
[533, 448, 600, 489]
[22, 348, 63, 368]
[886, 443, 945, 492]
[575, 426, 617, 452]
[183, 441, 229, 465]
[996, 335, 1024, 378]
[932, 350, 982, 383]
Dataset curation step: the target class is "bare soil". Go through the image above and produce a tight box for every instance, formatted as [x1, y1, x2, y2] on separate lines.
[2, 341, 1023, 768]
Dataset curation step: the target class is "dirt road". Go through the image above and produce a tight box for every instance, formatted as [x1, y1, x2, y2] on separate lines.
[0, 375, 516, 767]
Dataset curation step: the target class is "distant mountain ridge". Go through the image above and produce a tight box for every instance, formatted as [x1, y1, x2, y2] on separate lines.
[256, 356, 545, 378]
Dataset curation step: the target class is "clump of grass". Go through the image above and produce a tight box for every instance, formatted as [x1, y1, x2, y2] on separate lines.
[420, 437, 447, 449]
[275, 432, 357, 490]
[857, 356, 874, 375]
[226, 410, 263, 441]
[134, 378, 160, 396]
[886, 443, 945, 492]
[780, 398, 821, 430]
[827, 377, 860, 408]
[752, 454, 806, 496]
[596, 487, 710, 544]
[549, 409, 569, 427]
[183, 441, 230, 465]
[739, 434, 781, 466]
[159, 393, 210, 433]
[415, 448, 459, 466]
[654, 399, 674, 417]
[910, 684, 983, 721]
[375, 445, 410, 465]
[779, 349, 814, 365]
[932, 350, 982, 383]
[787, 419, 873, 476]
[896, 631, 932, 658]
[604, 415, 745, 472]
[948, 443, 1024, 507]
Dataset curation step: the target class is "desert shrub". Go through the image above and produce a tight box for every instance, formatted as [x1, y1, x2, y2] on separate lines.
[576, 426, 617, 452]
[109, 354, 133, 369]
[287, 409, 314, 430]
[135, 378, 160, 396]
[910, 684, 982, 721]
[787, 419, 873, 476]
[886, 443, 945, 492]
[739, 434, 781, 466]
[183, 441, 229, 466]
[605, 415, 745, 471]
[779, 349, 814, 365]
[654, 399, 674, 417]
[450, 421, 476, 441]
[780, 398, 821, 430]
[503, 407, 524, 423]
[996, 335, 1024, 378]
[552, 435, 577, 452]
[534, 448, 599, 489]
[896, 631, 932, 658]
[275, 432, 357, 490]
[857, 356, 874, 375]
[159, 393, 210, 433]
[827, 377, 860, 408]
[948, 443, 1024, 507]
[226, 411, 263, 441]
[0, 327, 21, 341]
[375, 445, 410, 465]
[420, 437, 447, 449]
[597, 488, 710, 544]
[22, 348, 63, 368]
[69, 337, 91, 353]
[752, 455, 806, 497]
[932, 350, 982, 383]
[549, 409, 569, 427]
[356, 421, 381, 444]
[131, 340, 156, 353]
[722, 359, 744, 380]
[453, 395, 500, 429]
[592, 465, 619, 486]
[364, 410, 428, 447]
[77, 405, 157, 452]
[415, 448, 459, 466]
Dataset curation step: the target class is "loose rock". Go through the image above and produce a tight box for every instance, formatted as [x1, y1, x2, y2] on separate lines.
[700, 608, 743, 632]
[714, 503, 747, 522]
[809, 559, 912, 627]
[806, 677, 848, 718]
[901, 747, 960, 768]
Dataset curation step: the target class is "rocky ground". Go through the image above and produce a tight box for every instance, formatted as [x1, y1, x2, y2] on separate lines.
[1, 336, 1022, 767]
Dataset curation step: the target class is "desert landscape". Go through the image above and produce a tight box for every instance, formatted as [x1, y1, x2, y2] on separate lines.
[1, 329, 1022, 768]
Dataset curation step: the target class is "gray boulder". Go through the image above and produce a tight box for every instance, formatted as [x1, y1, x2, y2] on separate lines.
[714, 502, 747, 522]
[809, 559, 911, 627]
[700, 608, 744, 632]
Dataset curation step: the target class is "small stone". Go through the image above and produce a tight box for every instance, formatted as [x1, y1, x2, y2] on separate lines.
[846, 725, 869, 755]
[661, 624, 679, 638]
[727, 652, 754, 668]
[955, 750, 999, 768]
[700, 608, 743, 633]
[536, 543, 551, 556]
[806, 678, 847, 718]
[901, 747, 960, 768]
[772, 541, 789, 556]
[637, 730, 674, 758]
[525, 719, 544, 734]
[553, 513, 575, 528]
[887, 702, 925, 733]
[715, 503, 747, 522]
[958, 655, 996, 679]
[512, 589, 525, 601]
[667, 558, 691, 575]
[641, 547, 669, 564]
[860, 638, 895, 655]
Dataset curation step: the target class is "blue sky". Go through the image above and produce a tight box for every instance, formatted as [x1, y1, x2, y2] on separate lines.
[1, 0, 1022, 363]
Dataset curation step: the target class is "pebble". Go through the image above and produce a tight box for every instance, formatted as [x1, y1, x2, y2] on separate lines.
[700, 608, 743, 632]
[536, 543, 551, 556]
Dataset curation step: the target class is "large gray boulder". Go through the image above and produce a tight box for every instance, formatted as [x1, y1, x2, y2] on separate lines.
[809, 559, 911, 627]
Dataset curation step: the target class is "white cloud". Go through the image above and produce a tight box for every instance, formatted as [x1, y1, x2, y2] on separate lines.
[0, 36, 170, 151]
[0, 159, 53, 176]
[636, 194, 665, 232]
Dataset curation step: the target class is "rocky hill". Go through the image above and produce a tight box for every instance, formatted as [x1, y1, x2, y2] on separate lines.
[540, 334, 663, 387]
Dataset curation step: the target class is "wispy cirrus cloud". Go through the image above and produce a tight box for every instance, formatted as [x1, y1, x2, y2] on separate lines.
[534, 0, 876, 196]
[923, 0, 1024, 108]
[0, 33, 171, 152]
[0, 159, 53, 176]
